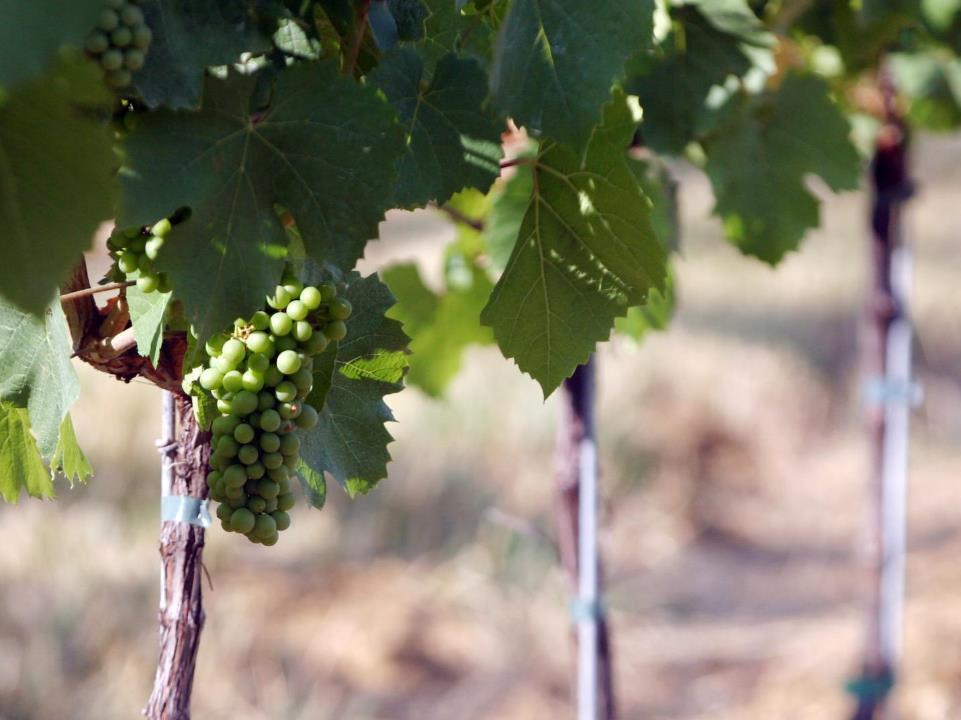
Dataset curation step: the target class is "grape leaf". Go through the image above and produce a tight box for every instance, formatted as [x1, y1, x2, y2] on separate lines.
[51, 414, 93, 485]
[131, 0, 271, 110]
[0, 403, 54, 502]
[390, 0, 429, 40]
[0, 57, 116, 314]
[419, 0, 496, 73]
[0, 0, 104, 89]
[490, 0, 653, 150]
[614, 270, 675, 341]
[704, 72, 860, 264]
[485, 160, 534, 272]
[384, 261, 492, 396]
[119, 63, 405, 344]
[371, 49, 502, 208]
[480, 94, 667, 395]
[127, 286, 172, 367]
[0, 297, 80, 459]
[299, 272, 409, 502]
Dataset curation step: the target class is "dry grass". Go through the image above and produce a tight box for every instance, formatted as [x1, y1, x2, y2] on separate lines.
[1, 135, 961, 720]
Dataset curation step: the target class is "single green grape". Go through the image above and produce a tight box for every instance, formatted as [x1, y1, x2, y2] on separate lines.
[222, 370, 244, 393]
[205, 333, 227, 357]
[271, 511, 291, 532]
[86, 30, 110, 54]
[276, 350, 301, 375]
[241, 369, 264, 392]
[282, 278, 304, 297]
[275, 381, 297, 403]
[319, 282, 337, 302]
[118, 251, 138, 273]
[245, 462, 266, 480]
[249, 310, 270, 331]
[260, 409, 282, 432]
[137, 273, 159, 293]
[257, 391, 275, 411]
[216, 503, 233, 522]
[292, 320, 313, 343]
[263, 366, 283, 387]
[262, 452, 284, 470]
[247, 353, 270, 374]
[267, 466, 289, 483]
[216, 398, 234, 415]
[124, 47, 145, 71]
[270, 312, 293, 336]
[238, 444, 259, 466]
[199, 367, 224, 390]
[230, 508, 256, 534]
[233, 390, 259, 416]
[206, 471, 222, 489]
[156, 273, 173, 294]
[246, 331, 271, 355]
[280, 434, 301, 456]
[259, 432, 281, 453]
[233, 423, 255, 444]
[276, 493, 296, 511]
[275, 336, 297, 353]
[329, 298, 352, 320]
[218, 436, 240, 459]
[253, 513, 277, 539]
[247, 496, 267, 513]
[224, 484, 245, 501]
[120, 4, 145, 26]
[261, 532, 279, 546]
[136, 252, 152, 272]
[295, 404, 319, 429]
[291, 367, 313, 393]
[266, 286, 292, 310]
[325, 320, 348, 341]
[278, 401, 301, 420]
[257, 479, 280, 500]
[285, 300, 308, 322]
[111, 25, 132, 47]
[128, 236, 147, 253]
[222, 338, 246, 364]
[99, 8, 120, 31]
[227, 495, 247, 510]
[304, 332, 328, 356]
[214, 355, 237, 374]
[132, 24, 152, 48]
[211, 414, 240, 436]
[300, 286, 322, 310]
[151, 218, 171, 238]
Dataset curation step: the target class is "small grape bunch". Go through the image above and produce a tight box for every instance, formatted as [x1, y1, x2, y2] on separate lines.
[85, 0, 152, 90]
[201, 272, 352, 546]
[107, 218, 172, 294]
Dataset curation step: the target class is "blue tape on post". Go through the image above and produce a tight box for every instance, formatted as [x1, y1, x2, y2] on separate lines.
[569, 598, 605, 623]
[161, 495, 212, 528]
[862, 377, 922, 408]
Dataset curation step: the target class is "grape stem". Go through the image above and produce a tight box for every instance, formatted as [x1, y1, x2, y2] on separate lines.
[499, 157, 529, 170]
[433, 202, 485, 232]
[60, 280, 135, 303]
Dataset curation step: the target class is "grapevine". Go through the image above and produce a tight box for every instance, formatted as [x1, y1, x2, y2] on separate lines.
[84, 0, 151, 90]
[198, 271, 349, 545]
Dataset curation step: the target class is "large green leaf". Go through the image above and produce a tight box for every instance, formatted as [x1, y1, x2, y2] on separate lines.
[0, 297, 80, 458]
[480, 95, 667, 395]
[0, 0, 104, 89]
[132, 0, 271, 110]
[0, 57, 116, 314]
[490, 0, 653, 150]
[299, 273, 408, 501]
[0, 403, 55, 502]
[704, 72, 860, 264]
[119, 64, 405, 343]
[371, 49, 502, 208]
[127, 285, 172, 367]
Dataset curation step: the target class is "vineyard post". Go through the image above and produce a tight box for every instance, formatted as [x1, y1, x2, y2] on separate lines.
[555, 357, 616, 719]
[851, 66, 915, 720]
[144, 392, 211, 720]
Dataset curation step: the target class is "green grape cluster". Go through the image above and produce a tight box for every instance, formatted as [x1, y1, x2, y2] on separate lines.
[84, 0, 152, 89]
[202, 273, 353, 546]
[107, 218, 173, 294]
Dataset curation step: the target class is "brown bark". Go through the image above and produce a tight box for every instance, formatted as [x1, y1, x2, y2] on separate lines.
[555, 358, 617, 719]
[143, 394, 211, 720]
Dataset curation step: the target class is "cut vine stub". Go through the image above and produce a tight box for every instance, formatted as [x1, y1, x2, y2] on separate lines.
[143, 394, 210, 720]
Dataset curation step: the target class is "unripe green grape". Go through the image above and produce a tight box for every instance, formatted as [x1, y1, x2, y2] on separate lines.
[199, 367, 223, 390]
[132, 24, 152, 48]
[118, 250, 138, 273]
[263, 366, 283, 387]
[257, 391, 275, 411]
[329, 298, 352, 320]
[276, 350, 301, 375]
[210, 483, 226, 503]
[120, 4, 145, 26]
[325, 320, 348, 341]
[300, 286, 322, 310]
[292, 320, 313, 343]
[250, 310, 270, 331]
[233, 390, 259, 416]
[124, 48, 145, 71]
[128, 236, 147, 253]
[238, 444, 259, 465]
[278, 401, 301, 420]
[275, 381, 297, 403]
[279, 434, 301, 456]
[285, 300, 308, 321]
[141, 228, 163, 253]
[276, 493, 296, 511]
[99, 8, 120, 30]
[304, 332, 328, 356]
[254, 513, 277, 538]
[222, 338, 246, 364]
[282, 454, 298, 469]
[227, 507, 254, 534]
[156, 273, 172, 293]
[279, 421, 297, 435]
[260, 409, 281, 432]
[267, 466, 289, 483]
[233, 423, 255, 444]
[136, 252, 152, 272]
[209, 453, 227, 472]
[247, 496, 267, 513]
[218, 436, 239, 458]
[86, 30, 110, 54]
[319, 282, 337, 302]
[225, 484, 245, 500]
[247, 353, 269, 374]
[259, 432, 281, 453]
[246, 331, 271, 354]
[295, 404, 319, 429]
[256, 478, 279, 499]
[271, 510, 291, 532]
[270, 312, 292, 336]
[261, 532, 279, 546]
[266, 286, 292, 309]
[222, 370, 244, 393]
[228, 495, 249, 510]
[275, 336, 297, 353]
[212, 414, 240, 436]
[263, 497, 278, 513]
[206, 471, 222, 489]
[111, 25, 132, 47]
[221, 518, 234, 532]
[245, 462, 265, 480]
[276, 478, 291, 496]
[216, 398, 234, 415]
[262, 452, 284, 470]
[241, 369, 264, 392]
[291, 367, 313, 393]
[216, 503, 233, 522]
[214, 355, 237, 374]
[205, 333, 228, 357]
[150, 217, 171, 238]
[282, 277, 303, 296]
[137, 273, 159, 293]
[223, 465, 248, 487]
[247, 533, 262, 544]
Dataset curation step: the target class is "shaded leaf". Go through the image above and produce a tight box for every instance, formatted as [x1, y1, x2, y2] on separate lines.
[0, 402, 54, 502]
[127, 285, 172, 366]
